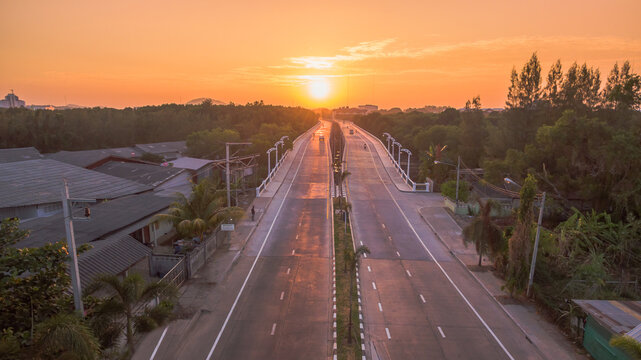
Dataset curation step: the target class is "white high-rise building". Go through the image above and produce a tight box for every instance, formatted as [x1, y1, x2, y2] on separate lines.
[0, 91, 26, 108]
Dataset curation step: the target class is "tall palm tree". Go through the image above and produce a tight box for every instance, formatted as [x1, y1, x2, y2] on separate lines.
[155, 178, 244, 244]
[610, 335, 641, 359]
[32, 313, 100, 360]
[463, 199, 503, 266]
[84, 273, 176, 356]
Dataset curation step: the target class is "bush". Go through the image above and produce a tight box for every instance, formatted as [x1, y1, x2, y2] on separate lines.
[441, 180, 470, 202]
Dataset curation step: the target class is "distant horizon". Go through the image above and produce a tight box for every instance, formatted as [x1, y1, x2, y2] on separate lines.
[2, 0, 640, 110]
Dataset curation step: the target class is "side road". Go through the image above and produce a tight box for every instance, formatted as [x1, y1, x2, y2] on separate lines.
[133, 123, 319, 360]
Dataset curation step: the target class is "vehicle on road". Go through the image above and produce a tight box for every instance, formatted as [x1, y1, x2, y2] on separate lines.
[319, 135, 325, 141]
[349, 129, 354, 135]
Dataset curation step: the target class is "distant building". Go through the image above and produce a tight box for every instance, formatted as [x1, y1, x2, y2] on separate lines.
[28, 104, 56, 111]
[45, 147, 143, 168]
[358, 104, 379, 114]
[135, 141, 187, 161]
[168, 157, 215, 182]
[0, 91, 26, 108]
[0, 147, 42, 163]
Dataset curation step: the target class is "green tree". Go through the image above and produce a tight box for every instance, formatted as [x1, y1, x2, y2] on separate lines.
[506, 53, 542, 110]
[506, 174, 538, 294]
[610, 335, 641, 360]
[32, 313, 100, 360]
[441, 179, 469, 203]
[543, 59, 563, 107]
[345, 245, 370, 344]
[602, 61, 641, 111]
[463, 199, 503, 266]
[155, 178, 244, 244]
[84, 273, 176, 356]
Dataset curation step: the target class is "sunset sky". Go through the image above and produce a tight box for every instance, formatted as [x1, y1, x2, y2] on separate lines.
[1, 0, 640, 109]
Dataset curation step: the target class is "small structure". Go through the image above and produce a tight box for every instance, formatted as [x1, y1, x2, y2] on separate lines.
[135, 141, 187, 161]
[46, 147, 143, 169]
[0, 147, 42, 163]
[572, 300, 641, 360]
[0, 90, 25, 108]
[168, 156, 215, 182]
[93, 161, 191, 193]
[0, 159, 152, 220]
[358, 104, 379, 114]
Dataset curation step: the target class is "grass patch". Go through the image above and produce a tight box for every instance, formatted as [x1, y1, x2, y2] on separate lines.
[333, 197, 362, 360]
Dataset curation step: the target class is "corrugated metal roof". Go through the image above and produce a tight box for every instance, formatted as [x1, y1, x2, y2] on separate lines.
[627, 323, 641, 341]
[77, 234, 151, 289]
[0, 159, 152, 208]
[0, 147, 42, 163]
[45, 147, 142, 168]
[168, 157, 214, 171]
[135, 141, 186, 155]
[93, 161, 185, 187]
[17, 192, 174, 248]
[574, 300, 641, 335]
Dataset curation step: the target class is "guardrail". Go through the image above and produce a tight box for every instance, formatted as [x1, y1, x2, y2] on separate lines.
[353, 124, 431, 192]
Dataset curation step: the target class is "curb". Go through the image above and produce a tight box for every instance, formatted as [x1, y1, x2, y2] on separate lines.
[418, 208, 549, 360]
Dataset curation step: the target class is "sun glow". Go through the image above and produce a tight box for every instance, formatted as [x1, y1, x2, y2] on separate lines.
[307, 78, 330, 100]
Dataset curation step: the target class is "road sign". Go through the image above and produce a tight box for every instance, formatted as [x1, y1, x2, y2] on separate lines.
[221, 224, 235, 231]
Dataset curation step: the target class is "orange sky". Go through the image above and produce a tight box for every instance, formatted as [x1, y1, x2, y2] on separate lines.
[1, 0, 640, 109]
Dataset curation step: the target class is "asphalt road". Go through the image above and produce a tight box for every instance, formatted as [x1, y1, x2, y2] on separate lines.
[343, 122, 544, 360]
[142, 122, 333, 360]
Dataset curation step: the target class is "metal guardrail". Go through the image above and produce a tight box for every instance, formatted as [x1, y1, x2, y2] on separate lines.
[354, 124, 431, 192]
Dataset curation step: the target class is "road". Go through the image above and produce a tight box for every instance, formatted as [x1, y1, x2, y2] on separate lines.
[343, 122, 544, 360]
[142, 122, 333, 360]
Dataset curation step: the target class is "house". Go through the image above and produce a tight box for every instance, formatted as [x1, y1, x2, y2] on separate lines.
[45, 147, 143, 169]
[168, 156, 215, 182]
[0, 159, 151, 220]
[0, 147, 42, 163]
[93, 161, 192, 195]
[572, 300, 641, 360]
[134, 141, 187, 161]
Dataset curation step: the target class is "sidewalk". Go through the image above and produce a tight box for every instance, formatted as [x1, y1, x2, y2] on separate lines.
[418, 205, 587, 360]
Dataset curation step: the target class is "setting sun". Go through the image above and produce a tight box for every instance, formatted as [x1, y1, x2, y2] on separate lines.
[307, 78, 330, 100]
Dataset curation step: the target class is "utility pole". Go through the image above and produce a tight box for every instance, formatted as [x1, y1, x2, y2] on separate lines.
[456, 155, 460, 205]
[225, 142, 252, 208]
[527, 191, 546, 297]
[61, 179, 95, 316]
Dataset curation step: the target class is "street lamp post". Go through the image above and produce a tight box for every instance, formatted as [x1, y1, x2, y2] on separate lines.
[226, 142, 252, 208]
[382, 133, 391, 153]
[401, 148, 412, 176]
[267, 147, 275, 180]
[504, 177, 546, 297]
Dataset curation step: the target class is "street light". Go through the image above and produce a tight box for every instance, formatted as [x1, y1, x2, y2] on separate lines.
[401, 148, 412, 176]
[275, 140, 285, 164]
[382, 133, 392, 153]
[266, 147, 276, 180]
[434, 155, 461, 204]
[392, 141, 401, 166]
[503, 177, 546, 298]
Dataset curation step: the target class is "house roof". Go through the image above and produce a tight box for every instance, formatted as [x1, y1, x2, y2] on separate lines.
[168, 157, 214, 171]
[135, 141, 186, 155]
[0, 147, 42, 163]
[45, 147, 142, 168]
[0, 159, 152, 209]
[17, 192, 174, 248]
[77, 234, 151, 289]
[574, 300, 641, 335]
[93, 161, 185, 187]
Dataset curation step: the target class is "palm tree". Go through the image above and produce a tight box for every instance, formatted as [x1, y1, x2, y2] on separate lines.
[84, 273, 176, 356]
[337, 170, 351, 207]
[155, 178, 244, 244]
[610, 335, 641, 359]
[347, 245, 370, 344]
[32, 313, 100, 360]
[463, 199, 503, 267]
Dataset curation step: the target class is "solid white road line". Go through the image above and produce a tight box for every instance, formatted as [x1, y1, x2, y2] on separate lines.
[270, 323, 277, 336]
[372, 282, 377, 290]
[205, 137, 313, 360]
[385, 327, 391, 339]
[149, 326, 168, 360]
[359, 131, 516, 360]
[378, 302, 383, 312]
[280, 291, 284, 301]
[420, 294, 426, 303]
[438, 326, 446, 338]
